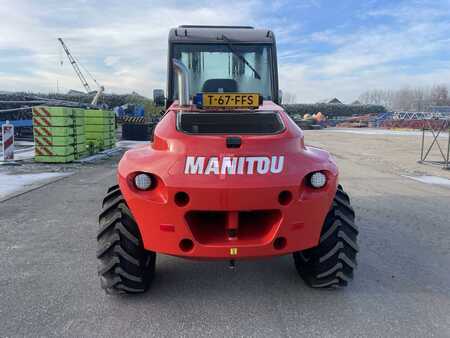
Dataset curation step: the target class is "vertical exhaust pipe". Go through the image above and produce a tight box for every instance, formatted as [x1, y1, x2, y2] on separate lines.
[172, 58, 190, 107]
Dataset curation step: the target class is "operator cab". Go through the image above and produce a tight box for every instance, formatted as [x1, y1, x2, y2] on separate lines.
[166, 25, 280, 108]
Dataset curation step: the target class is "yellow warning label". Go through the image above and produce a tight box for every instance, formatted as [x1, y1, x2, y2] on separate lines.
[230, 248, 238, 256]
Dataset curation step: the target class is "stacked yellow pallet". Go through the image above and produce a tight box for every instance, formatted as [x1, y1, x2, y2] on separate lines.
[85, 109, 116, 154]
[32, 107, 86, 163]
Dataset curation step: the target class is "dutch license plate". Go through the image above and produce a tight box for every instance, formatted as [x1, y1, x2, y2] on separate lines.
[201, 93, 260, 108]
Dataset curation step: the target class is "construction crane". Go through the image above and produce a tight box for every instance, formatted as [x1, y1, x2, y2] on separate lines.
[58, 38, 104, 105]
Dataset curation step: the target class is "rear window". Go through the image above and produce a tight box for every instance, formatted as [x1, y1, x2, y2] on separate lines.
[177, 112, 284, 134]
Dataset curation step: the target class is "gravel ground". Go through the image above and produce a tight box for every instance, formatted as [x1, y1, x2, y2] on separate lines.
[1, 130, 449, 337]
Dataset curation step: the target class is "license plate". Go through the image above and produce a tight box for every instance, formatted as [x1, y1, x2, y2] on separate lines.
[197, 93, 260, 109]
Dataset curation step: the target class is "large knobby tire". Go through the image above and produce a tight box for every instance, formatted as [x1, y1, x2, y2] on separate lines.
[293, 185, 358, 288]
[97, 184, 156, 294]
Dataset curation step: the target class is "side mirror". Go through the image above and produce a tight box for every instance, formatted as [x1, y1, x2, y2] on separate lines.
[278, 89, 283, 104]
[153, 89, 165, 107]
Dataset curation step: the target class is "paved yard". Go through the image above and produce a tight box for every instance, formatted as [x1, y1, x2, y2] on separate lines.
[1, 130, 449, 337]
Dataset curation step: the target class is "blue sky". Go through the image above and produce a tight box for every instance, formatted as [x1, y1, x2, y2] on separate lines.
[0, 0, 449, 102]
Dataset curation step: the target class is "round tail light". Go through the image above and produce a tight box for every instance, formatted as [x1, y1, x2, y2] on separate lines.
[310, 172, 327, 188]
[134, 173, 153, 190]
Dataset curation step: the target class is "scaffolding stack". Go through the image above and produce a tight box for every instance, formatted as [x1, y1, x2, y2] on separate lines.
[85, 109, 116, 154]
[32, 106, 116, 163]
[32, 106, 86, 163]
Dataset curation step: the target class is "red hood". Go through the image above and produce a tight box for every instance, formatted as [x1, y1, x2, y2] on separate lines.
[119, 100, 337, 189]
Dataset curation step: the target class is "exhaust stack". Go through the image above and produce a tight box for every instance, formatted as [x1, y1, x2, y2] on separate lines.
[172, 58, 190, 107]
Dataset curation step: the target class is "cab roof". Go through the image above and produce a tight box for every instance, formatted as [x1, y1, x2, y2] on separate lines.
[169, 25, 275, 44]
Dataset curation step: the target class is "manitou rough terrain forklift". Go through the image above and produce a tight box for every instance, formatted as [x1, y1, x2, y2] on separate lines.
[97, 26, 358, 294]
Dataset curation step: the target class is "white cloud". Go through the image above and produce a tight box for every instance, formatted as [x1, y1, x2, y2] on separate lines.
[277, 1, 450, 102]
[0, 0, 256, 94]
[104, 56, 120, 67]
[0, 0, 449, 103]
[280, 61, 450, 104]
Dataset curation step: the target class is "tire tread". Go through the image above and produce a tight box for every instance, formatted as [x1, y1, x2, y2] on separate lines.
[293, 186, 358, 288]
[97, 185, 155, 294]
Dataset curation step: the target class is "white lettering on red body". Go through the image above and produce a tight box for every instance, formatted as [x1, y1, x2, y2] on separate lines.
[184, 156, 285, 175]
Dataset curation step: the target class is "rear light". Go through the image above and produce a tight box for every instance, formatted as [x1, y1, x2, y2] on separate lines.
[309, 172, 327, 188]
[128, 172, 167, 203]
[134, 173, 153, 190]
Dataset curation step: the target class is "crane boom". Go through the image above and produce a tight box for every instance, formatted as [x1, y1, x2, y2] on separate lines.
[58, 38, 91, 93]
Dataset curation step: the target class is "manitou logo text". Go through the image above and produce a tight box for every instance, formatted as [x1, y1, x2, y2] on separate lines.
[184, 156, 285, 175]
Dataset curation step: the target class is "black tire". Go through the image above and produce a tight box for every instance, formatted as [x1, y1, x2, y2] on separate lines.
[97, 184, 156, 294]
[293, 185, 358, 288]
